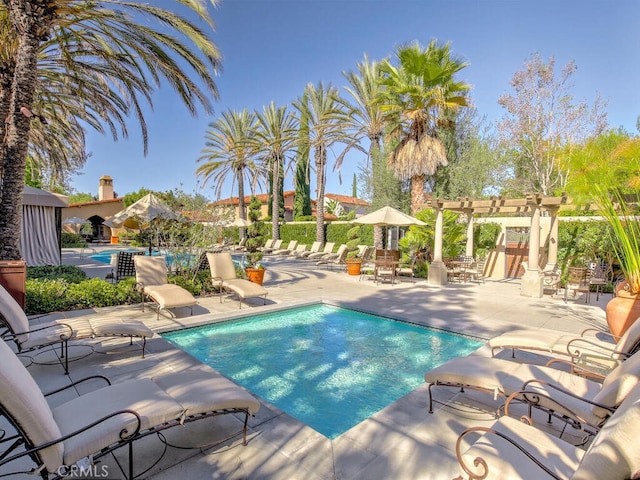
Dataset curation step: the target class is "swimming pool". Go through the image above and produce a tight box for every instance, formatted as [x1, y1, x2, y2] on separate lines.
[90, 249, 141, 264]
[162, 304, 482, 438]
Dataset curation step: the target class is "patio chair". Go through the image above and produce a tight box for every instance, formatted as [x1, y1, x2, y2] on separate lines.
[453, 382, 640, 480]
[488, 315, 640, 373]
[288, 244, 307, 257]
[395, 252, 417, 283]
[0, 284, 152, 375]
[105, 251, 144, 283]
[296, 241, 322, 258]
[307, 242, 335, 260]
[564, 266, 590, 303]
[425, 349, 640, 433]
[260, 239, 282, 254]
[316, 244, 348, 270]
[272, 240, 298, 255]
[206, 252, 268, 308]
[0, 337, 260, 480]
[588, 261, 607, 302]
[133, 256, 197, 319]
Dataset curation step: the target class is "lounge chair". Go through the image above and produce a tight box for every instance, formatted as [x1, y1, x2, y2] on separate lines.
[105, 251, 144, 283]
[0, 337, 260, 479]
[0, 284, 152, 375]
[260, 239, 282, 254]
[307, 242, 336, 260]
[297, 241, 322, 258]
[206, 252, 268, 308]
[272, 240, 298, 255]
[425, 350, 640, 432]
[133, 256, 198, 319]
[488, 316, 640, 374]
[454, 382, 640, 480]
[316, 244, 348, 270]
[288, 244, 308, 257]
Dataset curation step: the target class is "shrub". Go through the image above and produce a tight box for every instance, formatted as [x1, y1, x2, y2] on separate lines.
[27, 265, 87, 283]
[61, 232, 87, 248]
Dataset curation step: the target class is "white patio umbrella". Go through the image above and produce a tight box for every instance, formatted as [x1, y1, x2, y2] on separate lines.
[62, 216, 90, 234]
[353, 206, 426, 250]
[230, 218, 252, 227]
[104, 193, 178, 253]
[353, 206, 426, 227]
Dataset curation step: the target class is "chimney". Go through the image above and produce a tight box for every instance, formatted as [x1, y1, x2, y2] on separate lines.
[98, 175, 114, 200]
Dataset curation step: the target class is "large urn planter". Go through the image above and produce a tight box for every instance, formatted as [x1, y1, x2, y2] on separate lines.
[245, 267, 266, 285]
[346, 259, 362, 276]
[606, 282, 640, 337]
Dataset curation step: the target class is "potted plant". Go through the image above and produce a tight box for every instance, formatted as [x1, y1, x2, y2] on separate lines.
[564, 132, 640, 336]
[345, 225, 363, 275]
[244, 196, 267, 285]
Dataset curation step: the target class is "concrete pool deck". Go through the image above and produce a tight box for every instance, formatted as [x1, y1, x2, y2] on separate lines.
[8, 247, 613, 479]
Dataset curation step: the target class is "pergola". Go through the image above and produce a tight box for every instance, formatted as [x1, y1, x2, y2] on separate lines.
[420, 194, 568, 297]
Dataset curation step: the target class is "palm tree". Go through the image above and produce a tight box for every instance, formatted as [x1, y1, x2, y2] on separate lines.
[377, 40, 471, 213]
[343, 54, 388, 247]
[293, 82, 352, 244]
[0, 0, 221, 260]
[197, 109, 263, 226]
[252, 102, 298, 240]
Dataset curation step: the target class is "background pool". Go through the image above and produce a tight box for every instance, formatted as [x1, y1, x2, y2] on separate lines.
[163, 304, 482, 438]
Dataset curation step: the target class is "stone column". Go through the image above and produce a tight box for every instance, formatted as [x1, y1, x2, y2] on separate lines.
[521, 201, 544, 297]
[429, 205, 448, 285]
[465, 210, 474, 257]
[544, 209, 559, 271]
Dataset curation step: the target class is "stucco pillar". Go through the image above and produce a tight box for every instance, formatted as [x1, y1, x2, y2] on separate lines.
[429, 206, 448, 285]
[544, 209, 559, 271]
[521, 202, 544, 297]
[465, 210, 474, 257]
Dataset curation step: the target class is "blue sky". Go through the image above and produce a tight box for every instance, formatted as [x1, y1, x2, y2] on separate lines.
[70, 0, 640, 201]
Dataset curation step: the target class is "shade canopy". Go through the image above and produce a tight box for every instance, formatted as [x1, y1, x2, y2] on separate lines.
[353, 206, 426, 227]
[62, 216, 90, 226]
[230, 218, 252, 227]
[105, 193, 177, 229]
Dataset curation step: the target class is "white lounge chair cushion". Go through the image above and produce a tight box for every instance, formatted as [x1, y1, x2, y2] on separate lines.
[459, 416, 583, 480]
[0, 339, 63, 471]
[143, 284, 197, 310]
[611, 317, 640, 360]
[573, 383, 640, 480]
[53, 379, 184, 465]
[591, 349, 640, 418]
[133, 255, 169, 286]
[152, 369, 260, 416]
[224, 279, 268, 300]
[21, 317, 152, 350]
[90, 318, 153, 338]
[207, 252, 237, 283]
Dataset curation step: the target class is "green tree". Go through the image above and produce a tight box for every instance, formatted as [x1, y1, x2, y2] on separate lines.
[0, 0, 222, 260]
[293, 82, 351, 243]
[68, 192, 96, 204]
[197, 109, 264, 224]
[252, 102, 297, 240]
[497, 53, 608, 196]
[377, 40, 471, 213]
[399, 208, 466, 260]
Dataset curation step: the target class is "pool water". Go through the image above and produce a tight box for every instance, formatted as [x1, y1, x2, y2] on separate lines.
[90, 249, 194, 268]
[163, 304, 482, 438]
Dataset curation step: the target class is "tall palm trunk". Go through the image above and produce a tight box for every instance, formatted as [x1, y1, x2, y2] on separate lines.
[1, 1, 53, 260]
[236, 166, 247, 239]
[410, 174, 426, 214]
[315, 145, 326, 243]
[271, 155, 281, 240]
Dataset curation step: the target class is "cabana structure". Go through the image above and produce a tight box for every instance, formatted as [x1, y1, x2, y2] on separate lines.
[422, 194, 567, 297]
[21, 186, 69, 266]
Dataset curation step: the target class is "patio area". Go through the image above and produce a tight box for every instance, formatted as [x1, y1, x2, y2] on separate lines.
[5, 247, 612, 479]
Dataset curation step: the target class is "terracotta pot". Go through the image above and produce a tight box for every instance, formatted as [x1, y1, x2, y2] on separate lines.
[606, 282, 640, 337]
[245, 267, 266, 285]
[346, 259, 362, 276]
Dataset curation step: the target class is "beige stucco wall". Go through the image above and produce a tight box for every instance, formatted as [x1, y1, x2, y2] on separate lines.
[63, 200, 124, 238]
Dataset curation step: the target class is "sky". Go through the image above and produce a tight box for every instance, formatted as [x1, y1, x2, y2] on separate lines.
[70, 0, 640, 202]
